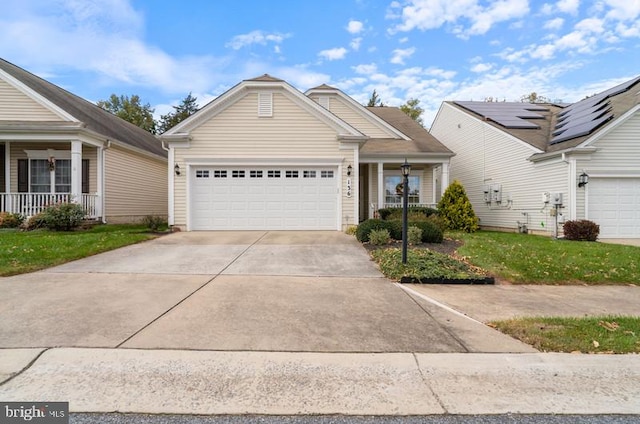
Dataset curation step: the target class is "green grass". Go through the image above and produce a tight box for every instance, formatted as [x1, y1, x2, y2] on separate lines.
[491, 316, 640, 354]
[452, 231, 640, 285]
[0, 225, 158, 276]
[371, 247, 486, 281]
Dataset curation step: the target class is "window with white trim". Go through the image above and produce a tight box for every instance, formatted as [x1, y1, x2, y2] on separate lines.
[30, 159, 71, 193]
[384, 175, 421, 205]
[197, 170, 211, 178]
[268, 170, 281, 178]
[303, 170, 316, 178]
[320, 170, 334, 178]
[232, 170, 245, 178]
[285, 170, 299, 178]
[250, 170, 263, 178]
[213, 170, 225, 178]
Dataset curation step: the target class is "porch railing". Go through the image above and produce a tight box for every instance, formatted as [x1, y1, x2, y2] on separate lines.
[381, 203, 437, 209]
[0, 193, 100, 219]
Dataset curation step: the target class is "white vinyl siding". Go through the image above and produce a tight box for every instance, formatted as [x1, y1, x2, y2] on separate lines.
[431, 103, 567, 233]
[104, 146, 167, 222]
[328, 96, 397, 138]
[172, 89, 355, 229]
[0, 78, 60, 121]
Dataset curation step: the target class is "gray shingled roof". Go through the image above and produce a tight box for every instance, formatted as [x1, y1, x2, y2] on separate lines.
[364, 107, 453, 155]
[0, 58, 166, 158]
[447, 75, 640, 153]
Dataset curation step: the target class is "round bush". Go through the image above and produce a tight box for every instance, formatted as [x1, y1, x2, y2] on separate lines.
[42, 202, 86, 231]
[563, 219, 600, 241]
[411, 221, 444, 243]
[368, 228, 391, 245]
[356, 219, 391, 242]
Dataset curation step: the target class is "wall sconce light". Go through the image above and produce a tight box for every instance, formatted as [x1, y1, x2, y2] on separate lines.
[174, 163, 181, 176]
[347, 164, 353, 176]
[578, 171, 589, 188]
[48, 156, 55, 171]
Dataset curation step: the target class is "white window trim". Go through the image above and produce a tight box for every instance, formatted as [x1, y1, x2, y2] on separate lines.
[383, 170, 424, 204]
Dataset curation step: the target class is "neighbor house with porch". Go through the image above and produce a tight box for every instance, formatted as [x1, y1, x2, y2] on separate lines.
[0, 58, 167, 223]
[161, 75, 453, 231]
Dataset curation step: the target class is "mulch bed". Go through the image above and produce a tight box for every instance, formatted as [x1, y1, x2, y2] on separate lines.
[363, 236, 463, 255]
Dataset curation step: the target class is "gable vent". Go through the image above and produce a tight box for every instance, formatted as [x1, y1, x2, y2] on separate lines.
[258, 92, 273, 117]
[318, 96, 330, 110]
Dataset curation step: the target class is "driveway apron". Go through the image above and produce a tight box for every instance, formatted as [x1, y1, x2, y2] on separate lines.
[0, 231, 532, 353]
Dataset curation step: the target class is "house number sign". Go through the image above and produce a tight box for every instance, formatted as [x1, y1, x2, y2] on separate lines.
[346, 178, 352, 198]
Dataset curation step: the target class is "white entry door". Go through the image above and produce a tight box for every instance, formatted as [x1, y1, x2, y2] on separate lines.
[588, 178, 640, 238]
[190, 166, 338, 230]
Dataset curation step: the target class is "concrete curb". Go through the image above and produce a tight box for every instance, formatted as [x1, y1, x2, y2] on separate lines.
[1, 348, 639, 415]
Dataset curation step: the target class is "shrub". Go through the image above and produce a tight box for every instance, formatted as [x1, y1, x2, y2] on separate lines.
[426, 214, 447, 232]
[21, 212, 47, 231]
[42, 202, 86, 231]
[356, 219, 392, 242]
[386, 219, 404, 240]
[0, 212, 24, 228]
[345, 225, 358, 236]
[378, 206, 438, 221]
[412, 221, 444, 243]
[408, 226, 422, 245]
[437, 180, 479, 232]
[369, 228, 391, 245]
[142, 215, 166, 232]
[563, 219, 600, 241]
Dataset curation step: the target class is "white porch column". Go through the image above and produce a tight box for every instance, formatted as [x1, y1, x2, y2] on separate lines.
[70, 140, 82, 203]
[96, 146, 104, 220]
[377, 161, 384, 211]
[440, 162, 450, 196]
[432, 167, 438, 204]
[4, 142, 9, 193]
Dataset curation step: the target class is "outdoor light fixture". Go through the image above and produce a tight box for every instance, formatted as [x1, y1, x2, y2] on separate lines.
[578, 171, 589, 188]
[174, 163, 181, 176]
[48, 156, 55, 171]
[347, 164, 352, 176]
[401, 159, 411, 264]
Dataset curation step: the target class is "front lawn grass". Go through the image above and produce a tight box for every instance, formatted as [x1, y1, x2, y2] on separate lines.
[0, 225, 158, 276]
[371, 247, 486, 281]
[453, 231, 640, 285]
[491, 316, 640, 354]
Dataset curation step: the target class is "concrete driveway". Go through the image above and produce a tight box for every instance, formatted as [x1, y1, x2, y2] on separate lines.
[0, 231, 532, 353]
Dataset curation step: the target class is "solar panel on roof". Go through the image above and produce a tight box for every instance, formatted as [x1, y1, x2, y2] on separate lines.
[551, 114, 613, 144]
[453, 101, 547, 129]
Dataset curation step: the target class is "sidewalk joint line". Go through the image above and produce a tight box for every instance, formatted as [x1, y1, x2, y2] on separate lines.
[0, 348, 51, 387]
[412, 352, 449, 414]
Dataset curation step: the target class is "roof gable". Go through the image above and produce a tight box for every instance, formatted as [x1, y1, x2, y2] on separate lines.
[163, 76, 365, 139]
[0, 58, 166, 158]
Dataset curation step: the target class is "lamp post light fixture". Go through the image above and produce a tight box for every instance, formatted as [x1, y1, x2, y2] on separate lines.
[400, 159, 411, 264]
[578, 171, 589, 188]
[174, 163, 181, 176]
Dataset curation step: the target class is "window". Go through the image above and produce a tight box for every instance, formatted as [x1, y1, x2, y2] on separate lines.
[232, 170, 245, 178]
[197, 170, 211, 178]
[285, 170, 299, 178]
[268, 170, 281, 178]
[213, 170, 225, 178]
[29, 159, 71, 193]
[385, 175, 420, 205]
[250, 170, 263, 178]
[321, 170, 334, 178]
[303, 170, 316, 178]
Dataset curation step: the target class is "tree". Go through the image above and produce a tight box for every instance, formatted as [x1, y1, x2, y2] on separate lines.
[399, 98, 424, 126]
[157, 93, 199, 134]
[366, 89, 385, 107]
[520, 92, 550, 104]
[437, 180, 479, 232]
[97, 94, 156, 134]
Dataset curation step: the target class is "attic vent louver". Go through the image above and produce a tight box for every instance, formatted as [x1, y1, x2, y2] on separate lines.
[318, 96, 330, 110]
[258, 92, 273, 117]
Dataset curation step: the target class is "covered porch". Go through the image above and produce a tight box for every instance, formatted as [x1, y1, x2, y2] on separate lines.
[0, 139, 103, 219]
[358, 158, 450, 221]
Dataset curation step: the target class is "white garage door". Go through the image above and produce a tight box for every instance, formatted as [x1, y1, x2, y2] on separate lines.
[589, 178, 640, 238]
[190, 166, 338, 230]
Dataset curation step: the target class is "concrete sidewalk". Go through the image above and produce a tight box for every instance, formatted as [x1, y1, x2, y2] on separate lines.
[1, 348, 639, 415]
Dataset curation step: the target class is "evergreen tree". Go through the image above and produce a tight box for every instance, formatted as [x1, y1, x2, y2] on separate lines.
[158, 93, 199, 134]
[366, 89, 385, 107]
[437, 180, 479, 232]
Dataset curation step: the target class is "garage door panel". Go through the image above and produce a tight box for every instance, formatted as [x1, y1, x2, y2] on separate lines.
[191, 166, 338, 230]
[589, 178, 640, 238]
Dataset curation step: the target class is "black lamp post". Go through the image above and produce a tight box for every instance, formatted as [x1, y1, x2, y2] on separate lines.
[401, 159, 411, 264]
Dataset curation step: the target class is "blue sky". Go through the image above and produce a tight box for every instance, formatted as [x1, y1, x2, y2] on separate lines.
[1, 0, 639, 127]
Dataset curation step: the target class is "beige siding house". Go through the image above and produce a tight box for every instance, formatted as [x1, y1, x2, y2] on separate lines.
[162, 75, 453, 231]
[0, 58, 167, 223]
[431, 76, 640, 239]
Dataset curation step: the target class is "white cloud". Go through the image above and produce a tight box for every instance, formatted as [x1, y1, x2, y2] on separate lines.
[544, 17, 564, 30]
[347, 20, 364, 34]
[350, 37, 362, 51]
[390, 47, 416, 64]
[471, 62, 493, 72]
[388, 0, 529, 37]
[575, 18, 604, 33]
[557, 0, 580, 14]
[604, 0, 640, 21]
[225, 30, 290, 50]
[353, 63, 378, 75]
[318, 47, 348, 61]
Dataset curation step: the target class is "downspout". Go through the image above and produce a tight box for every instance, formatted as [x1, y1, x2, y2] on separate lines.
[101, 140, 110, 223]
[161, 140, 174, 226]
